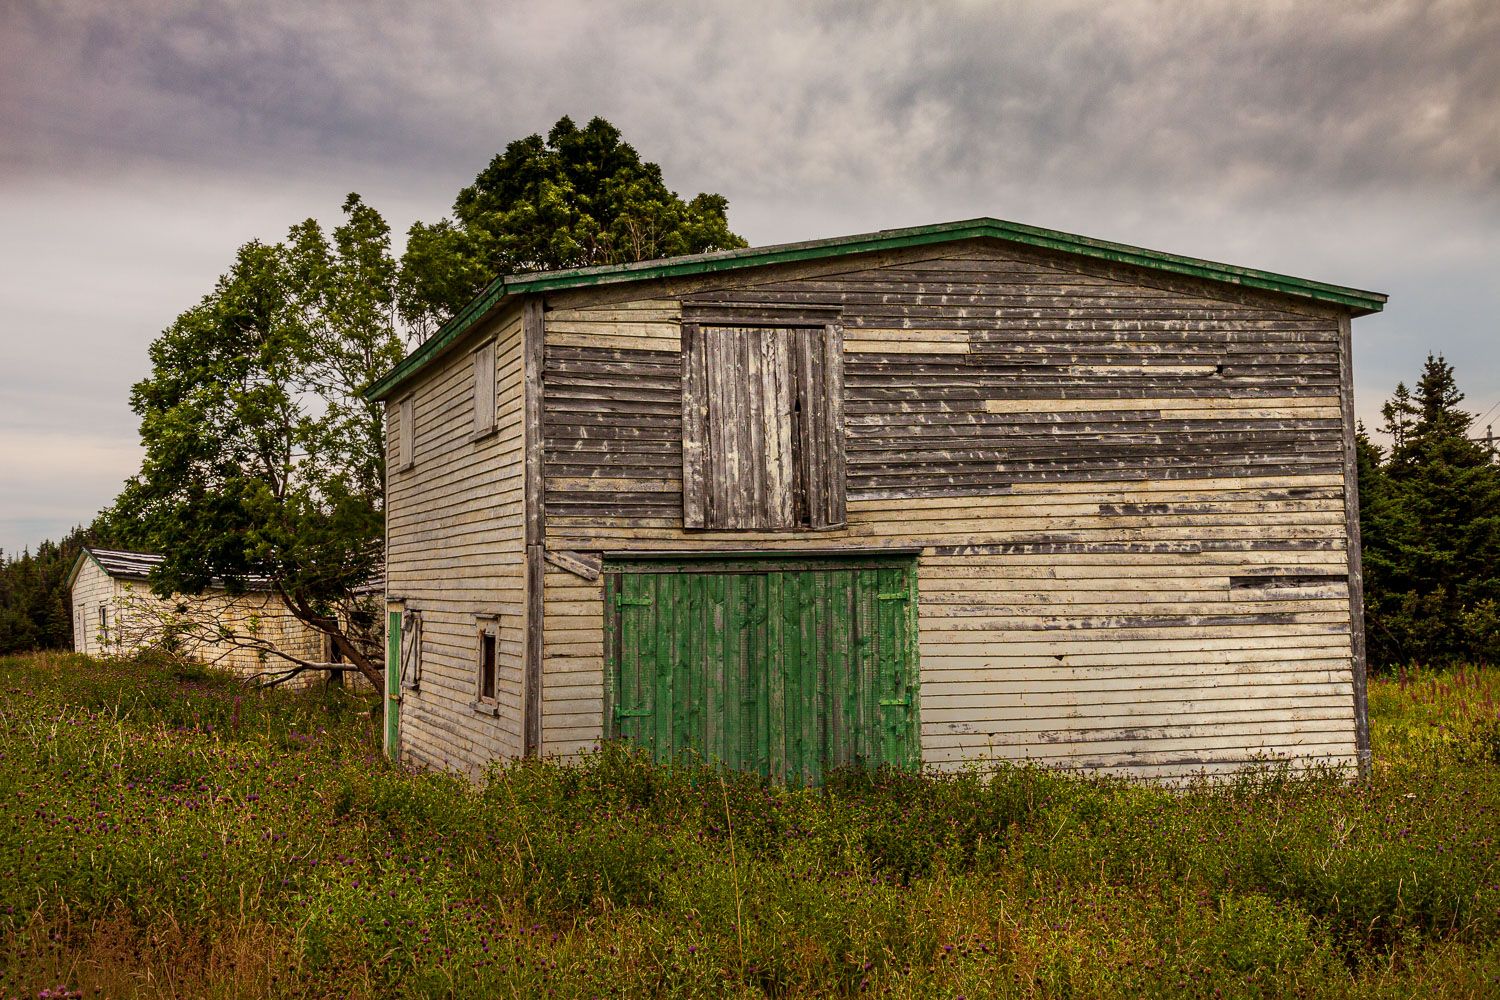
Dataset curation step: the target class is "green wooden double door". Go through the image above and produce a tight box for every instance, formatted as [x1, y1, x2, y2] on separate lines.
[604, 556, 920, 784]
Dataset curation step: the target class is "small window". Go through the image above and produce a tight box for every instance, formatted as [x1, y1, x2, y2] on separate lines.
[472, 340, 497, 437]
[476, 620, 499, 704]
[681, 318, 845, 530]
[400, 611, 422, 690]
[98, 603, 109, 644]
[397, 396, 415, 470]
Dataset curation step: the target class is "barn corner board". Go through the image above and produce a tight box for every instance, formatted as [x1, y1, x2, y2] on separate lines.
[372, 216, 1385, 782]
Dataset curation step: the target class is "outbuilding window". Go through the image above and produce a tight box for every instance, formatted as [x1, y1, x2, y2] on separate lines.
[98, 603, 108, 645]
[680, 304, 845, 530]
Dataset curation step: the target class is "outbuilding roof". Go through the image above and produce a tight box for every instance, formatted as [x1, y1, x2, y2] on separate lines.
[85, 547, 163, 581]
[65, 546, 275, 592]
[367, 216, 1388, 402]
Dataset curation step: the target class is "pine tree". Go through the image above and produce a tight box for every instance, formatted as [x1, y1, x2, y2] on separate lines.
[1380, 381, 1417, 450]
[1361, 355, 1500, 667]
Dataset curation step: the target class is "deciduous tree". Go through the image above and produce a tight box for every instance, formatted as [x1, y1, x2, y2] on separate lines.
[111, 194, 403, 688]
[398, 115, 747, 337]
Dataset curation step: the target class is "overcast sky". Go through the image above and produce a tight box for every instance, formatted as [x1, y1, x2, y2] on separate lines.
[2, 0, 1497, 555]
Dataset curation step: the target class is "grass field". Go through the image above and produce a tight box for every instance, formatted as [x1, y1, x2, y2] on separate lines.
[1, 653, 1498, 998]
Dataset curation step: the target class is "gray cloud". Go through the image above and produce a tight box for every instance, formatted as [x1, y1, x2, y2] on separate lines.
[1, 0, 1497, 552]
[5, 0, 1497, 199]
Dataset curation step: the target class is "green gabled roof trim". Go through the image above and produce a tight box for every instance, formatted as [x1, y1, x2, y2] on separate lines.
[367, 216, 1387, 401]
[64, 548, 103, 591]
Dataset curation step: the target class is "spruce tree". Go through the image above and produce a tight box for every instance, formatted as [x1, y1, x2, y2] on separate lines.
[1361, 355, 1500, 667]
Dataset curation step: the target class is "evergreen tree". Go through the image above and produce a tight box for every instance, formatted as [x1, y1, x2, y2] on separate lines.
[0, 525, 110, 654]
[1380, 381, 1417, 450]
[1361, 355, 1500, 667]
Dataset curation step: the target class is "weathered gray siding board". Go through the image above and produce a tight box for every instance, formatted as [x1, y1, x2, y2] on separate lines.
[542, 266, 1347, 509]
[1336, 312, 1372, 773]
[540, 565, 606, 754]
[385, 303, 528, 774]
[527, 241, 1363, 778]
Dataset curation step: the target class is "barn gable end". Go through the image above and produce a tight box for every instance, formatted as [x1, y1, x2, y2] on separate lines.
[372, 220, 1384, 781]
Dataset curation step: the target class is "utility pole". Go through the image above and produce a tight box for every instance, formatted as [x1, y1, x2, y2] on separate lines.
[1488, 424, 1495, 460]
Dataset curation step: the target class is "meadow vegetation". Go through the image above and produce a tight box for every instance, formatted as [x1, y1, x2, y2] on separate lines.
[1, 652, 1498, 998]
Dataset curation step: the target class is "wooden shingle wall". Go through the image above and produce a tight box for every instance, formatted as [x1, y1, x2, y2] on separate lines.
[386, 304, 528, 773]
[537, 241, 1359, 778]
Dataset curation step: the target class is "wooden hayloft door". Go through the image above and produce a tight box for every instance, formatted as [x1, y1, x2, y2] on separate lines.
[604, 557, 919, 784]
[680, 316, 845, 531]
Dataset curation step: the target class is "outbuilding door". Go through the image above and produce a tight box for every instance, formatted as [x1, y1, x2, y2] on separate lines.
[604, 556, 919, 784]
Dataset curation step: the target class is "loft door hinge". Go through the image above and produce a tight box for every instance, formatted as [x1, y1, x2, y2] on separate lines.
[876, 592, 909, 601]
[613, 706, 652, 719]
[616, 595, 652, 608]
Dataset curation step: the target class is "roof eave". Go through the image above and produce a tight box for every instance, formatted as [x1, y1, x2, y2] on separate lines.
[365, 217, 1388, 402]
[64, 548, 97, 591]
[366, 284, 516, 402]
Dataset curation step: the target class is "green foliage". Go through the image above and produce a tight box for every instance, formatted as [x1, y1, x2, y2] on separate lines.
[1360, 355, 1500, 668]
[4, 653, 1500, 998]
[398, 116, 747, 336]
[109, 194, 404, 684]
[0, 534, 78, 654]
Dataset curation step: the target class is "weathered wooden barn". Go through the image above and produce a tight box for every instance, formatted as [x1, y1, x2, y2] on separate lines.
[367, 218, 1386, 781]
[67, 546, 327, 681]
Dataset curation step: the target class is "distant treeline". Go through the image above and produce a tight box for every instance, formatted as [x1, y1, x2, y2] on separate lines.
[0, 526, 90, 654]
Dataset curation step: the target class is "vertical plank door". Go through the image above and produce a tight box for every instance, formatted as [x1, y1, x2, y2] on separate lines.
[384, 608, 401, 760]
[607, 557, 918, 784]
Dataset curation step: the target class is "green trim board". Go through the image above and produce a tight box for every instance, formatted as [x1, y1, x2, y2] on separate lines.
[64, 548, 106, 590]
[385, 609, 401, 759]
[366, 217, 1388, 401]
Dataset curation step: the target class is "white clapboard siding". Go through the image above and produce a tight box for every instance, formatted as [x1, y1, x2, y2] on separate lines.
[385, 304, 528, 775]
[68, 555, 330, 687]
[70, 558, 115, 656]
